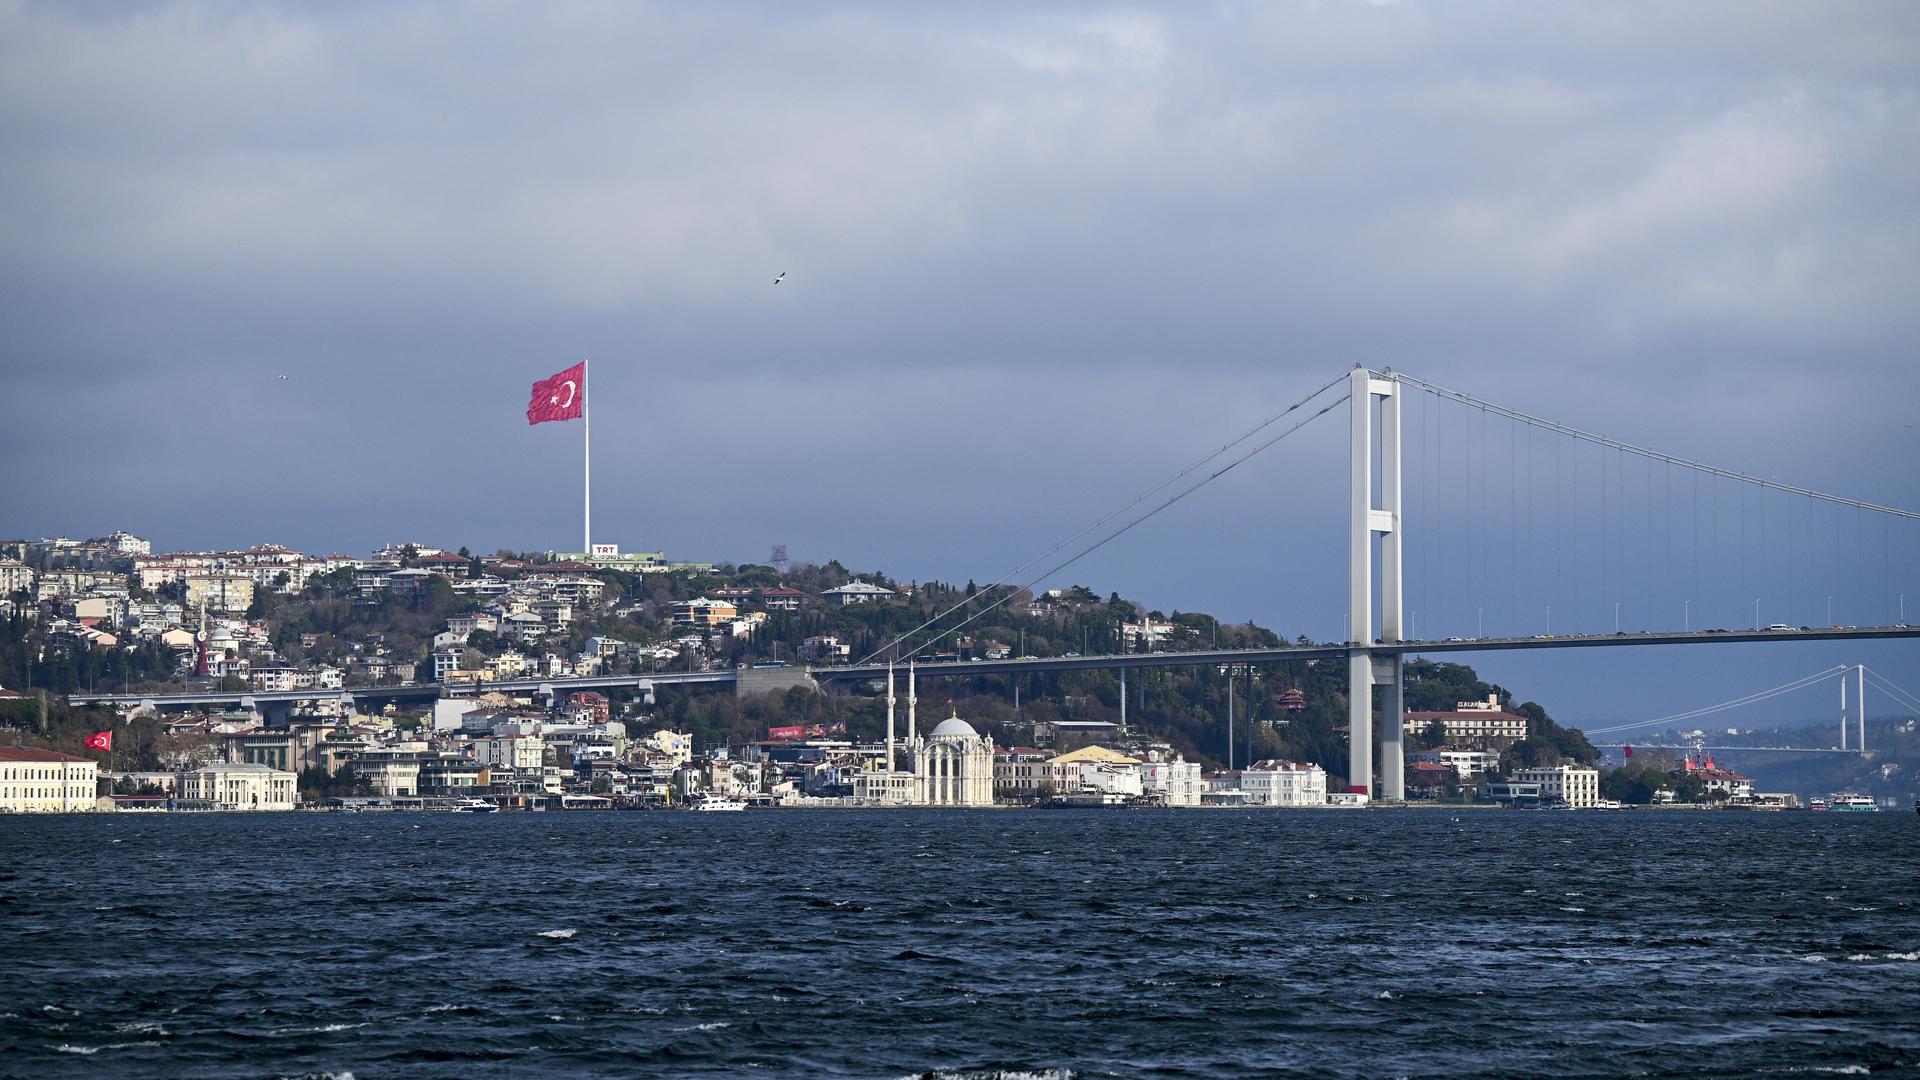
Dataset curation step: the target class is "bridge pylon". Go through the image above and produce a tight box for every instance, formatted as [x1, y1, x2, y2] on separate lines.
[1349, 366, 1405, 800]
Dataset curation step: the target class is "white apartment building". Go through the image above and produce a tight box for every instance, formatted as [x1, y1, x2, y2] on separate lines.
[0, 559, 34, 596]
[642, 730, 694, 765]
[179, 762, 298, 810]
[0, 746, 99, 812]
[671, 597, 738, 627]
[1120, 618, 1181, 648]
[1242, 759, 1329, 807]
[473, 734, 546, 772]
[821, 581, 895, 605]
[185, 573, 255, 615]
[350, 751, 423, 797]
[1515, 765, 1601, 808]
[431, 648, 467, 681]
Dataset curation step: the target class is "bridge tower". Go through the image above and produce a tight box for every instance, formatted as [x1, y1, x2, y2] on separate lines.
[1349, 366, 1405, 800]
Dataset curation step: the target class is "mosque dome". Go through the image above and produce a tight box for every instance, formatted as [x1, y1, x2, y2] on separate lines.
[929, 716, 979, 739]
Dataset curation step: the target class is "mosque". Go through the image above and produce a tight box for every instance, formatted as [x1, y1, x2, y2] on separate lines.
[853, 662, 995, 807]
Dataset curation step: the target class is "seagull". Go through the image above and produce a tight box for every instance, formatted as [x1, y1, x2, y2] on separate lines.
[277, 374, 289, 380]
[773, 272, 785, 285]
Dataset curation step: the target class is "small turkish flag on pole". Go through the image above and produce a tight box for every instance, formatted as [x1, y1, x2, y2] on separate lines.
[85, 730, 112, 752]
[1623, 745, 1634, 758]
[527, 361, 586, 425]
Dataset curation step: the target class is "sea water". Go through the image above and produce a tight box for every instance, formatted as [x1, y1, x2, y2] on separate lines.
[2, 809, 1916, 1078]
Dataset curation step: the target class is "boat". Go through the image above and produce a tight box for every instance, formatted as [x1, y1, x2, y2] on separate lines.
[690, 792, 746, 812]
[1829, 794, 1879, 812]
[1808, 797, 1828, 811]
[451, 798, 498, 813]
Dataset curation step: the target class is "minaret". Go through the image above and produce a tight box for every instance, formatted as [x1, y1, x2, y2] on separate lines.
[193, 602, 210, 677]
[885, 662, 897, 774]
[908, 661, 921, 803]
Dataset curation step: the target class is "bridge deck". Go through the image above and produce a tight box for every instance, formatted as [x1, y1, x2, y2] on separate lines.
[65, 626, 1920, 710]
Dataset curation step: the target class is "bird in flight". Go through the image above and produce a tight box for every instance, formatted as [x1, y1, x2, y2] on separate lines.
[277, 374, 289, 380]
[773, 272, 785, 285]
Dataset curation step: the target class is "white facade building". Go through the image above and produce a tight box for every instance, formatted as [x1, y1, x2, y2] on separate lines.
[0, 746, 98, 812]
[1515, 765, 1601, 808]
[914, 712, 995, 806]
[1139, 754, 1204, 807]
[473, 734, 546, 772]
[0, 560, 34, 596]
[821, 581, 895, 605]
[1242, 759, 1329, 807]
[179, 761, 298, 810]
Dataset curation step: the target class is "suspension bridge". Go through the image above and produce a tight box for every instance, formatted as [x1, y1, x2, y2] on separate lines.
[71, 366, 1920, 799]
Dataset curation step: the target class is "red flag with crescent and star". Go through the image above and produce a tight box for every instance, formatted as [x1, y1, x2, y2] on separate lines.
[527, 361, 585, 425]
[85, 730, 112, 752]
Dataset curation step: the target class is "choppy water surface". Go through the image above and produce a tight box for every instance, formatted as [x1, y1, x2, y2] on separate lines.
[2, 809, 1916, 1078]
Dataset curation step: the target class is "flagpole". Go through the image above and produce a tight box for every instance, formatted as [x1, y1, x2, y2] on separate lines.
[583, 359, 591, 555]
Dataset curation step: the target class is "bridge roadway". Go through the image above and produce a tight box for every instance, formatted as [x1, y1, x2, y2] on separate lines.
[66, 625, 1920, 712]
[1590, 744, 1864, 755]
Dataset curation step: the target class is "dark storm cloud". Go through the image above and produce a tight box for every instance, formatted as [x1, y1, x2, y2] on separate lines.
[3, 1, 1917, 719]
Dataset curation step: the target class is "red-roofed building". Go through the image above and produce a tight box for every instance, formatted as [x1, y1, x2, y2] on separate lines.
[1405, 693, 1529, 741]
[0, 745, 99, 812]
[758, 587, 805, 611]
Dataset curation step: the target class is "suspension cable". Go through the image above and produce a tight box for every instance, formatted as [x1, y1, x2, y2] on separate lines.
[1862, 667, 1920, 716]
[854, 371, 1348, 667]
[1583, 665, 1850, 734]
[1392, 373, 1920, 520]
[862, 388, 1352, 666]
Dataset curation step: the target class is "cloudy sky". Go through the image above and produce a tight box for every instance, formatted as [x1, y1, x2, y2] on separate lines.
[4, 1, 1917, 724]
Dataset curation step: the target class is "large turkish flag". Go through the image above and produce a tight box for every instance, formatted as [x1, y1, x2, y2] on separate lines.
[527, 362, 585, 425]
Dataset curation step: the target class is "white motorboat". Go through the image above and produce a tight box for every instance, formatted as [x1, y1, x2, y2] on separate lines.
[691, 793, 746, 812]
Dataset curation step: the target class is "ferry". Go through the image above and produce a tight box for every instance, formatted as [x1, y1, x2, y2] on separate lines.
[690, 793, 746, 812]
[1829, 794, 1879, 812]
[1808, 797, 1828, 811]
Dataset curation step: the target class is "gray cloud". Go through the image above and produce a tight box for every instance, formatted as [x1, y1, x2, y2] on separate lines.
[3, 1, 1917, 720]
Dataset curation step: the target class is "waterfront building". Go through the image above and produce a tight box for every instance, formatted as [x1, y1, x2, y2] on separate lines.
[914, 710, 995, 806]
[1695, 768, 1755, 800]
[1138, 752, 1203, 807]
[472, 734, 546, 772]
[179, 762, 298, 810]
[1242, 759, 1328, 807]
[1482, 781, 1543, 805]
[349, 750, 423, 798]
[854, 665, 990, 805]
[0, 746, 99, 813]
[1514, 765, 1600, 808]
[993, 746, 1054, 799]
